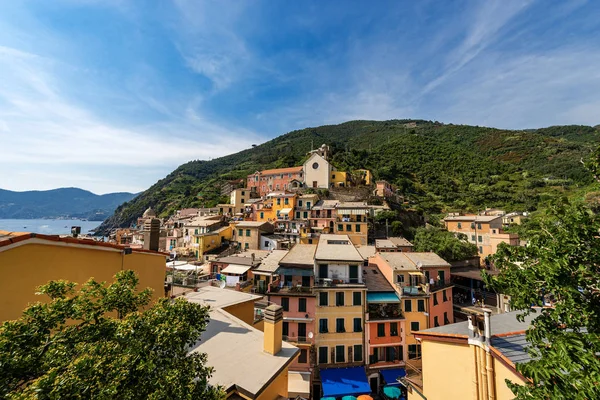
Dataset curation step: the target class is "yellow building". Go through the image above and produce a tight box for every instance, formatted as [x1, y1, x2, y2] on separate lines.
[0, 231, 166, 323]
[314, 235, 367, 368]
[232, 221, 275, 250]
[194, 225, 233, 260]
[406, 310, 534, 400]
[333, 202, 371, 246]
[186, 287, 301, 399]
[330, 170, 348, 187]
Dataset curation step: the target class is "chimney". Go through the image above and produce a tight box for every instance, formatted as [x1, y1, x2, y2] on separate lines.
[263, 304, 283, 355]
[482, 308, 492, 346]
[143, 218, 160, 252]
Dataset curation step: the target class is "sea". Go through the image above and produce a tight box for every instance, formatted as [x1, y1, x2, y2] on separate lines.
[0, 219, 101, 235]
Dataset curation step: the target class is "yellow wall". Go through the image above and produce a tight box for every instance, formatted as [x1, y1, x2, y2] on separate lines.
[331, 171, 348, 186]
[256, 367, 290, 400]
[223, 300, 256, 326]
[494, 357, 526, 400]
[0, 242, 165, 322]
[421, 340, 474, 400]
[196, 226, 233, 259]
[315, 289, 365, 365]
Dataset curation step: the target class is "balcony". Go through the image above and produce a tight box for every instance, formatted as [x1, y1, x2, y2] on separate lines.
[368, 303, 404, 321]
[283, 335, 311, 344]
[314, 277, 364, 287]
[396, 282, 429, 296]
[269, 284, 314, 295]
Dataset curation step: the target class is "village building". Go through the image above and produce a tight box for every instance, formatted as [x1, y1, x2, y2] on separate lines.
[0, 230, 166, 323]
[371, 252, 454, 363]
[232, 221, 275, 251]
[247, 167, 304, 197]
[444, 215, 520, 261]
[186, 287, 301, 399]
[375, 237, 414, 253]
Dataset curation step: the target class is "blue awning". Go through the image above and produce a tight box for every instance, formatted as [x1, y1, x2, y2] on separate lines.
[367, 292, 400, 303]
[380, 368, 406, 386]
[320, 366, 371, 397]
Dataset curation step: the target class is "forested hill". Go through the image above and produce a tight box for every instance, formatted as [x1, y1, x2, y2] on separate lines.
[0, 188, 136, 221]
[96, 120, 600, 234]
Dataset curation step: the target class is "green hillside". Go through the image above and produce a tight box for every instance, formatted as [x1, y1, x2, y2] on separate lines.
[96, 120, 600, 234]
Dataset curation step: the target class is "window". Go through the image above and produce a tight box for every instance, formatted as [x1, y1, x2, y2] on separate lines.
[404, 299, 412, 312]
[281, 297, 289, 312]
[244, 243, 249, 249]
[492, 229, 497, 234]
[336, 292, 344, 306]
[353, 292, 362, 306]
[238, 228, 243, 236]
[296, 212, 300, 219]
[282, 321, 289, 337]
[471, 235, 476, 241]
[477, 223, 482, 230]
[306, 202, 311, 208]
[312, 162, 319, 170]
[246, 229, 251, 237]
[284, 198, 289, 205]
[457, 222, 462, 229]
[417, 299, 425, 312]
[354, 345, 363, 362]
[276, 198, 281, 205]
[478, 235, 483, 243]
[353, 318, 362, 332]
[302, 275, 310, 287]
[335, 345, 345, 363]
[443, 290, 448, 302]
[479, 246, 483, 253]
[356, 224, 361, 232]
[260, 212, 264, 219]
[298, 298, 307, 312]
[377, 323, 385, 337]
[397, 274, 405, 284]
[264, 241, 269, 247]
[241, 198, 245, 203]
[298, 349, 308, 363]
[444, 311, 451, 325]
[337, 224, 343, 231]
[332, 174, 336, 179]
[470, 222, 476, 229]
[434, 316, 439, 327]
[298, 200, 303, 207]
[408, 344, 421, 359]
[319, 319, 328, 333]
[433, 293, 438, 306]
[303, 211, 308, 219]
[336, 318, 345, 333]
[390, 322, 398, 336]
[346, 224, 352, 232]
[319, 347, 328, 364]
[410, 321, 420, 332]
[386, 347, 396, 362]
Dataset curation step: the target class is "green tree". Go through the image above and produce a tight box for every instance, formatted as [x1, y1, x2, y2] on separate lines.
[412, 226, 478, 262]
[0, 270, 224, 400]
[485, 200, 600, 399]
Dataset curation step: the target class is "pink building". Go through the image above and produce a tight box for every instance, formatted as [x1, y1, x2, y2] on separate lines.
[247, 167, 304, 197]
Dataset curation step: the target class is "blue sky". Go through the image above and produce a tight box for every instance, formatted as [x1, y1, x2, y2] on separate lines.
[1, 0, 599, 194]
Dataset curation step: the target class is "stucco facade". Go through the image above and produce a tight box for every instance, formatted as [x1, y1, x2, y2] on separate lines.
[303, 153, 331, 189]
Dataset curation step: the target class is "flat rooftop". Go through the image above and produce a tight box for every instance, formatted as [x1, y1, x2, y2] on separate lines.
[419, 310, 536, 337]
[315, 234, 364, 262]
[377, 252, 450, 270]
[185, 286, 261, 309]
[356, 245, 376, 260]
[254, 249, 289, 273]
[189, 308, 299, 396]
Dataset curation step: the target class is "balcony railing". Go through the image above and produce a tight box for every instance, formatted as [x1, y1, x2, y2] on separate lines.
[397, 282, 429, 296]
[283, 335, 310, 344]
[314, 277, 364, 287]
[269, 284, 314, 295]
[368, 304, 404, 320]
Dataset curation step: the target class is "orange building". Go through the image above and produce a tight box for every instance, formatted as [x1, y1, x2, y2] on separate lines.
[247, 167, 304, 197]
[444, 215, 519, 261]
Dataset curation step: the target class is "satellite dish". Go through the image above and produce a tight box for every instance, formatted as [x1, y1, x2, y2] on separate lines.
[219, 280, 226, 289]
[308, 332, 314, 339]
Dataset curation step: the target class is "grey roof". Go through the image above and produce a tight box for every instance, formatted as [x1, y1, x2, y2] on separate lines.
[312, 200, 339, 210]
[363, 265, 395, 292]
[421, 310, 536, 337]
[377, 252, 450, 270]
[357, 245, 376, 260]
[254, 250, 289, 273]
[279, 244, 317, 267]
[375, 239, 396, 249]
[492, 334, 531, 365]
[315, 234, 364, 262]
[214, 255, 260, 266]
[185, 285, 261, 309]
[388, 237, 413, 247]
[337, 201, 369, 209]
[189, 308, 299, 396]
[444, 215, 502, 223]
[234, 221, 273, 229]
